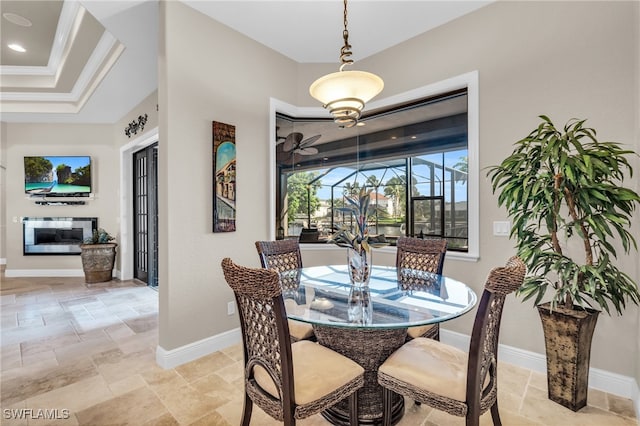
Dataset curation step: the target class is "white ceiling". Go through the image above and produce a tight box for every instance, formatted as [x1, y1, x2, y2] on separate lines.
[183, 1, 493, 63]
[0, 0, 493, 124]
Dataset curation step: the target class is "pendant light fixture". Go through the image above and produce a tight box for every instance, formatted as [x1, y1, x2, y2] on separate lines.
[309, 0, 384, 128]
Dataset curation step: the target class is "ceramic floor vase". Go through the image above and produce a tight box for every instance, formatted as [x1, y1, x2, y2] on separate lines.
[537, 302, 599, 412]
[80, 243, 117, 283]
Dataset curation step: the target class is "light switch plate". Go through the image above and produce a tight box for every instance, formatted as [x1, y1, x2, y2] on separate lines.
[493, 221, 510, 236]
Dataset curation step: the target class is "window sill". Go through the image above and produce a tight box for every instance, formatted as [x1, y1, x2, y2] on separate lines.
[299, 243, 479, 262]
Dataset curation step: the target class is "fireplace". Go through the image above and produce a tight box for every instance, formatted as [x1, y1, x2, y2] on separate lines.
[23, 217, 97, 255]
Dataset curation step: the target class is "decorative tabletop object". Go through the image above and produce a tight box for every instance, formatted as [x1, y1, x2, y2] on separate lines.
[329, 187, 387, 287]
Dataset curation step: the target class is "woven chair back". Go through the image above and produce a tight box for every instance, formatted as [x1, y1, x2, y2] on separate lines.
[256, 239, 303, 272]
[256, 239, 304, 297]
[396, 237, 447, 291]
[466, 256, 526, 415]
[221, 257, 294, 421]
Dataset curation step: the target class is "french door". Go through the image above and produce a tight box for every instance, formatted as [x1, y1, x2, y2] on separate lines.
[133, 143, 158, 287]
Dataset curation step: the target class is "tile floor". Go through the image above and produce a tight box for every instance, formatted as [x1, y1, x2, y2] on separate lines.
[0, 275, 637, 425]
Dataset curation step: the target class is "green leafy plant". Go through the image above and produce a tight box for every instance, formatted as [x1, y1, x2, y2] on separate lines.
[84, 228, 115, 244]
[487, 116, 640, 315]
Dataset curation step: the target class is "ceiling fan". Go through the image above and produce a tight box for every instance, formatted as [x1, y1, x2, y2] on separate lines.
[279, 132, 322, 156]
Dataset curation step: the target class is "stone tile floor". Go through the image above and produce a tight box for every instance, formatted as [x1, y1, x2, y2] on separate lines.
[0, 275, 637, 425]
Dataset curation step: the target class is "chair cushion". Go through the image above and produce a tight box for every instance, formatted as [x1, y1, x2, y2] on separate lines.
[284, 299, 314, 340]
[379, 337, 468, 402]
[288, 319, 314, 341]
[407, 323, 436, 339]
[254, 340, 364, 406]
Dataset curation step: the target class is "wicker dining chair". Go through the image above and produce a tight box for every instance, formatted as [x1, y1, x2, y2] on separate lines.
[396, 236, 448, 340]
[221, 258, 365, 426]
[378, 256, 526, 426]
[255, 239, 315, 342]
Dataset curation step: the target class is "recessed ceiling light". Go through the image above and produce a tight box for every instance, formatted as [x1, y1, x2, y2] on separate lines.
[3, 12, 32, 27]
[356, 122, 366, 127]
[8, 43, 26, 53]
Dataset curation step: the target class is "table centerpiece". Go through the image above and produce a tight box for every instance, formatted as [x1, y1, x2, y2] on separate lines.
[329, 187, 388, 288]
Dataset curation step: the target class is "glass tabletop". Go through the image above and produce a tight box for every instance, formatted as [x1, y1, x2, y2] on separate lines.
[280, 265, 477, 329]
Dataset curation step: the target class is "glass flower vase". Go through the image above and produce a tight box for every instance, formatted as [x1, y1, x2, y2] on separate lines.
[347, 247, 372, 288]
[347, 285, 372, 325]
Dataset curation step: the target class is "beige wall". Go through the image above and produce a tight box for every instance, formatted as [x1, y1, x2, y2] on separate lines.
[114, 91, 159, 148]
[0, 89, 158, 275]
[3, 123, 120, 272]
[1, 121, 6, 265]
[158, 1, 298, 350]
[634, 0, 640, 392]
[158, 1, 639, 376]
[360, 0, 639, 378]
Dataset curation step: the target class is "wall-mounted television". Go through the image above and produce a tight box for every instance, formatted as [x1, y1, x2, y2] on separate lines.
[24, 156, 92, 197]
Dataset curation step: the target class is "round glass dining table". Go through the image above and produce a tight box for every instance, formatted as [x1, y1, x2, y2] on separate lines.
[279, 264, 477, 426]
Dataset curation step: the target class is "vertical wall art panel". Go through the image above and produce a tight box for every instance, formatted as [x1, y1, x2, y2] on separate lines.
[212, 121, 236, 232]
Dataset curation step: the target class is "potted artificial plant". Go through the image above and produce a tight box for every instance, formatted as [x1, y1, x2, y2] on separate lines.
[487, 116, 640, 411]
[80, 228, 117, 283]
[329, 187, 388, 286]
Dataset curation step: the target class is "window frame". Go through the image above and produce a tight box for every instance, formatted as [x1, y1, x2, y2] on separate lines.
[269, 71, 479, 261]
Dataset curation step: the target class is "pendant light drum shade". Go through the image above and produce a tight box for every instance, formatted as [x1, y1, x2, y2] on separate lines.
[310, 70, 384, 127]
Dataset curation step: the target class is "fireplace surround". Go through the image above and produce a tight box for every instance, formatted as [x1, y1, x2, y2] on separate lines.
[23, 217, 97, 255]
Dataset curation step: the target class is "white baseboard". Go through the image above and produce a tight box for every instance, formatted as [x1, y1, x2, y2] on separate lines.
[631, 379, 640, 421]
[4, 269, 84, 277]
[151, 326, 639, 416]
[4, 268, 120, 278]
[441, 329, 640, 416]
[156, 328, 242, 370]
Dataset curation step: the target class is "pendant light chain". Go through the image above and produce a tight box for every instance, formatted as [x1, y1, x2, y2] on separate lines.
[308, 0, 383, 127]
[339, 0, 353, 71]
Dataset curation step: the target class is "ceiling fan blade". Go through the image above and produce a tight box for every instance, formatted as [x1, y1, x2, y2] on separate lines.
[286, 152, 301, 166]
[283, 132, 303, 151]
[297, 147, 318, 155]
[299, 134, 321, 148]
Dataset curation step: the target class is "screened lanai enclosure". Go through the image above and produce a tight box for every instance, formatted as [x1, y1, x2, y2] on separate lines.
[275, 89, 469, 251]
